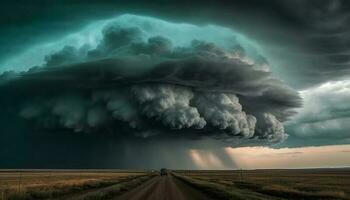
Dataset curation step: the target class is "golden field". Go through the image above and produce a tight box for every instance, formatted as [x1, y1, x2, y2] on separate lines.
[0, 170, 154, 200]
[175, 169, 350, 200]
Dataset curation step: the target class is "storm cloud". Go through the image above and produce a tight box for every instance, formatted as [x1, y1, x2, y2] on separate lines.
[1, 0, 349, 169]
[0, 15, 301, 146]
[2, 0, 349, 90]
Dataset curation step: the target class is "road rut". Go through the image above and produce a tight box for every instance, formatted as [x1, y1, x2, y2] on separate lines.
[114, 174, 213, 200]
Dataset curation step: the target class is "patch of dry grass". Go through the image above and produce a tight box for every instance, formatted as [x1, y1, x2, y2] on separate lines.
[175, 169, 350, 200]
[0, 170, 150, 200]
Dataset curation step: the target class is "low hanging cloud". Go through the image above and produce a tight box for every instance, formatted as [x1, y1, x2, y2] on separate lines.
[133, 85, 206, 130]
[0, 16, 302, 146]
[193, 93, 256, 137]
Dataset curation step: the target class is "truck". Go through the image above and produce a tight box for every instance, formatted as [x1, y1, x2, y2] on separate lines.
[160, 168, 167, 176]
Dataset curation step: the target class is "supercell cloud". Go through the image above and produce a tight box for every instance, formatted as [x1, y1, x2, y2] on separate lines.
[0, 14, 301, 146]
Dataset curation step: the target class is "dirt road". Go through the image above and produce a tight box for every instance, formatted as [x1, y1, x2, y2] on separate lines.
[114, 174, 213, 200]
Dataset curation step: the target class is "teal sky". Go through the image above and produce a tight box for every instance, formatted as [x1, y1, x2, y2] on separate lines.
[0, 0, 349, 169]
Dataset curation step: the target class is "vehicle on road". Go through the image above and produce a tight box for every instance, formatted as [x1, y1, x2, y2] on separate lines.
[160, 168, 167, 176]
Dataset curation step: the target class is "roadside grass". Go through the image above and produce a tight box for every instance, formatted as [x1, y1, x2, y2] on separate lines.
[0, 171, 151, 200]
[174, 173, 280, 200]
[79, 175, 155, 200]
[4, 179, 120, 200]
[234, 181, 348, 200]
[175, 169, 350, 200]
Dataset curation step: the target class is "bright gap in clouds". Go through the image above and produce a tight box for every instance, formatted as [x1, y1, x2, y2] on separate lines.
[189, 149, 227, 169]
[189, 145, 350, 170]
[225, 144, 350, 169]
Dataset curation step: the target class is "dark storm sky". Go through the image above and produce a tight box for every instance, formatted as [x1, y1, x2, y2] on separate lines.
[0, 0, 350, 168]
[1, 0, 349, 88]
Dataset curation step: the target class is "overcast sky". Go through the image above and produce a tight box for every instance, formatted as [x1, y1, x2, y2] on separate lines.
[0, 0, 349, 169]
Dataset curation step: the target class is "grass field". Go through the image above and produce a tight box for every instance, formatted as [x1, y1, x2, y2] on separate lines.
[1, 169, 349, 200]
[175, 169, 350, 200]
[0, 170, 155, 200]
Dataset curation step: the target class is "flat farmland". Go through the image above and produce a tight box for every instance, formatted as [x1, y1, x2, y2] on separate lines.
[175, 169, 350, 200]
[0, 170, 154, 200]
[1, 169, 349, 200]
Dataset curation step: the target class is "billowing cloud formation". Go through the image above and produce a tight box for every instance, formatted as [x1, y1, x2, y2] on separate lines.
[133, 85, 206, 129]
[193, 93, 255, 137]
[1, 1, 350, 90]
[0, 15, 301, 146]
